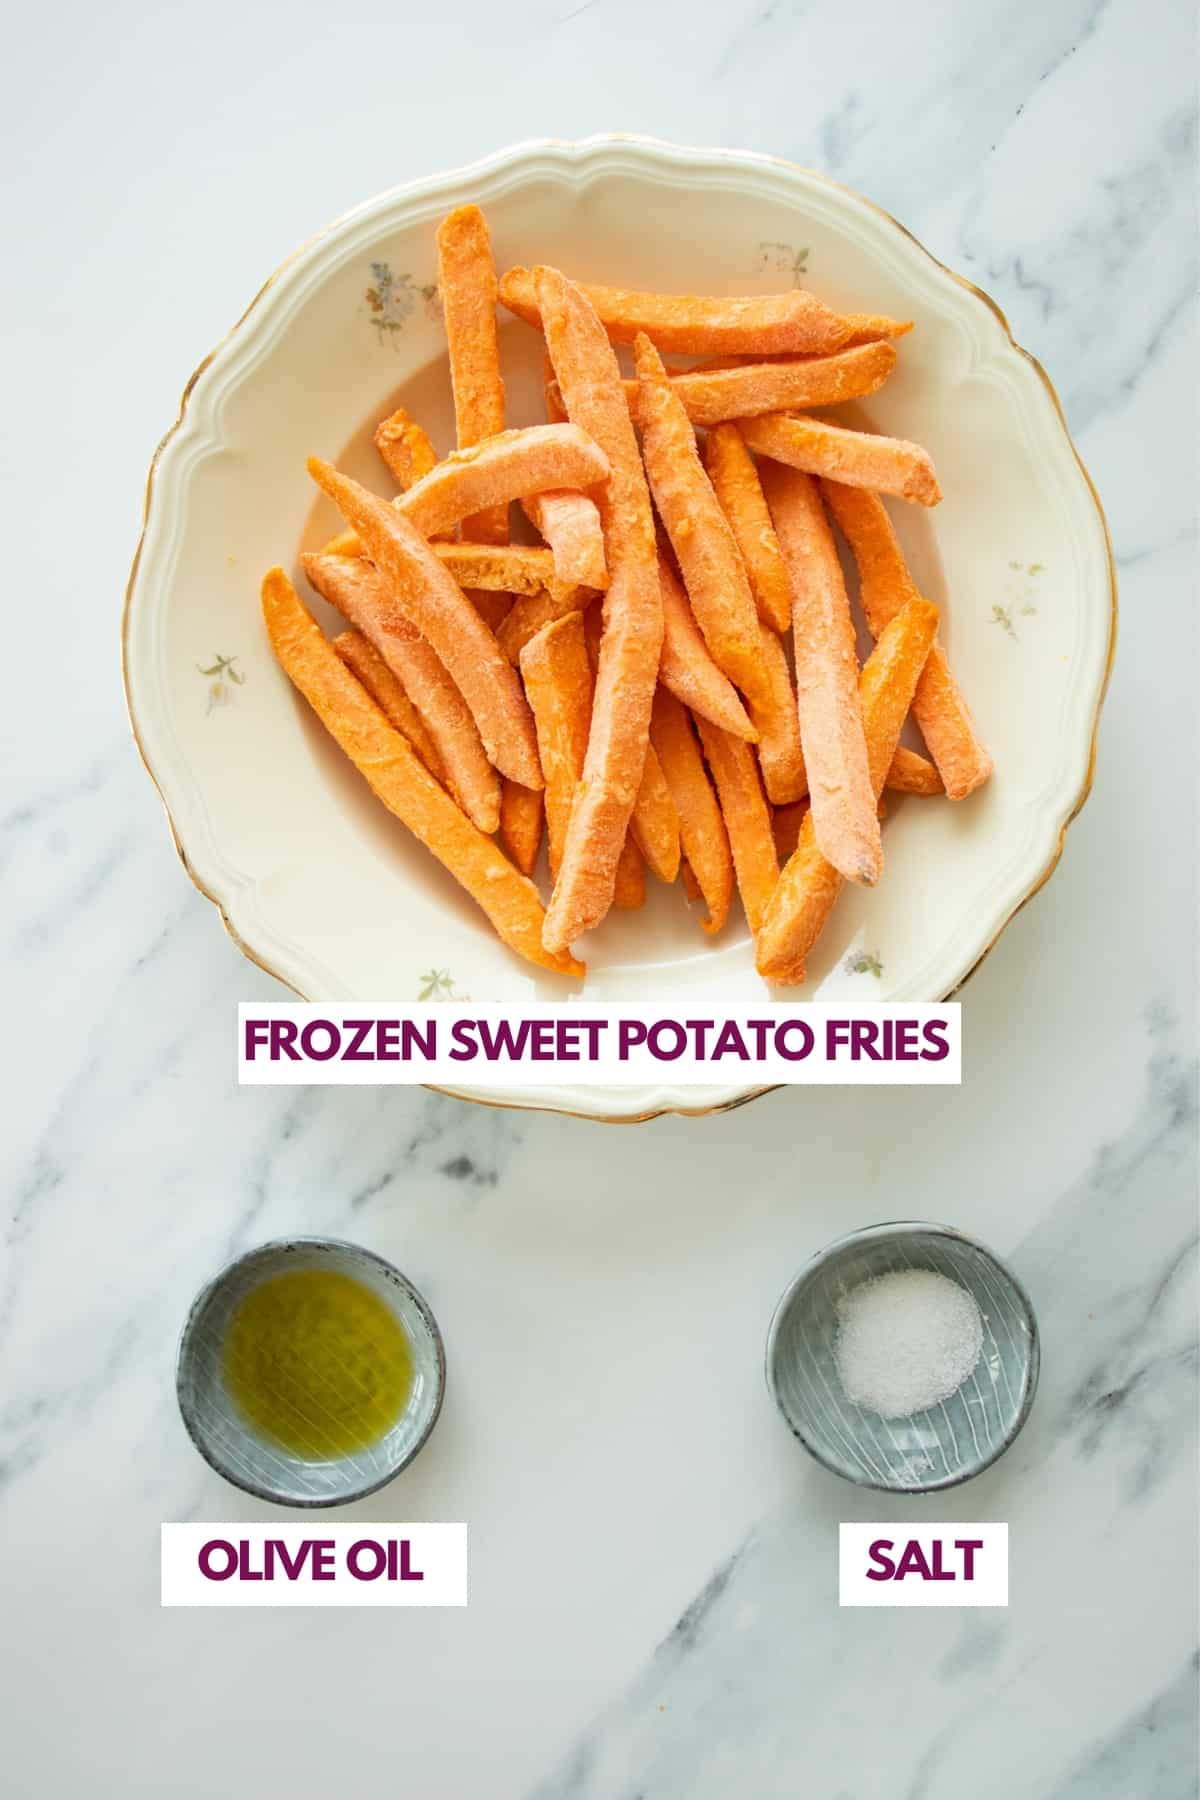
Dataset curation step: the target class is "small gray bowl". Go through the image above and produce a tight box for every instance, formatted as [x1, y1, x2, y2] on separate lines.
[177, 1237, 446, 1507]
[766, 1221, 1038, 1493]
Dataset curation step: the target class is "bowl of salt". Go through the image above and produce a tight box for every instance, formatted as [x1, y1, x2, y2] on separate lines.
[766, 1221, 1039, 1492]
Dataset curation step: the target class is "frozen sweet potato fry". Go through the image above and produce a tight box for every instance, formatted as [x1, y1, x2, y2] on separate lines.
[819, 479, 992, 799]
[498, 589, 566, 665]
[755, 598, 939, 980]
[322, 425, 611, 559]
[374, 407, 439, 492]
[574, 573, 679, 884]
[623, 342, 897, 427]
[499, 783, 544, 877]
[760, 462, 881, 885]
[435, 543, 597, 615]
[498, 266, 906, 356]
[521, 489, 608, 589]
[629, 739, 681, 885]
[749, 621, 807, 805]
[740, 414, 942, 506]
[331, 628, 446, 786]
[694, 715, 778, 934]
[657, 554, 756, 741]
[303, 552, 501, 835]
[771, 800, 809, 863]
[635, 336, 779, 734]
[518, 612, 594, 882]
[399, 424, 608, 540]
[650, 689, 732, 935]
[437, 204, 508, 544]
[535, 266, 662, 951]
[613, 837, 646, 909]
[704, 423, 792, 633]
[521, 347, 609, 589]
[886, 745, 942, 794]
[843, 314, 914, 346]
[261, 569, 581, 979]
[497, 583, 602, 665]
[306, 461, 541, 790]
[377, 398, 506, 623]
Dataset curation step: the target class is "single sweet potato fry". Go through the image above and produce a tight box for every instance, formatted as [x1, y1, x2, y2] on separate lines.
[303, 552, 502, 834]
[761, 462, 881, 886]
[522, 351, 609, 589]
[261, 569, 580, 978]
[755, 598, 939, 980]
[437, 205, 508, 544]
[518, 612, 594, 882]
[498, 589, 565, 665]
[657, 554, 756, 741]
[704, 423, 792, 633]
[305, 461, 541, 789]
[694, 714, 778, 933]
[399, 424, 608, 540]
[500, 783, 544, 877]
[374, 407, 439, 491]
[740, 413, 942, 506]
[843, 314, 914, 346]
[521, 490, 608, 589]
[650, 689, 732, 935]
[623, 342, 896, 427]
[749, 621, 807, 805]
[431, 543, 598, 612]
[331, 628, 446, 785]
[629, 739, 681, 884]
[887, 747, 943, 794]
[498, 584, 601, 665]
[636, 336, 782, 739]
[574, 574, 679, 884]
[535, 266, 662, 951]
[771, 800, 809, 863]
[819, 479, 992, 799]
[499, 266, 906, 355]
[613, 837, 646, 908]
[376, 402, 508, 624]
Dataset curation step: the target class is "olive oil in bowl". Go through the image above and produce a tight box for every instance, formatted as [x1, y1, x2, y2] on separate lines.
[177, 1239, 446, 1505]
[222, 1268, 415, 1458]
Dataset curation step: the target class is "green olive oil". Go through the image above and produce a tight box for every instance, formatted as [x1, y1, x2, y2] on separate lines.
[222, 1268, 414, 1458]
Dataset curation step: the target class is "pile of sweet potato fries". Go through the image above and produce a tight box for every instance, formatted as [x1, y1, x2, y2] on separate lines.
[263, 204, 992, 983]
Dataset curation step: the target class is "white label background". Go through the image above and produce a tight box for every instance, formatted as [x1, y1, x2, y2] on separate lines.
[238, 1002, 960, 1086]
[839, 1523, 1008, 1607]
[161, 1523, 468, 1607]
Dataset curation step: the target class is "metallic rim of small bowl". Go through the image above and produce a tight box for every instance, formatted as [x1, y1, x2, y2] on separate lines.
[175, 1235, 447, 1507]
[765, 1218, 1041, 1494]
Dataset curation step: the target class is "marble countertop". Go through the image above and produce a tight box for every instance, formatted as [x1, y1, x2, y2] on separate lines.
[3, 0, 1196, 1793]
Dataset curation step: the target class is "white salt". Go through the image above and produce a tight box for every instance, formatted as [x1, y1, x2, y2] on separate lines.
[834, 1268, 983, 1419]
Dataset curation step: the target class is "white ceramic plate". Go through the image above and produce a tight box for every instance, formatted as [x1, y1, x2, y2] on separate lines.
[125, 135, 1114, 1122]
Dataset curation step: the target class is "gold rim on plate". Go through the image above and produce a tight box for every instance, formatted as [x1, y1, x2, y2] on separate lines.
[121, 135, 1117, 1127]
